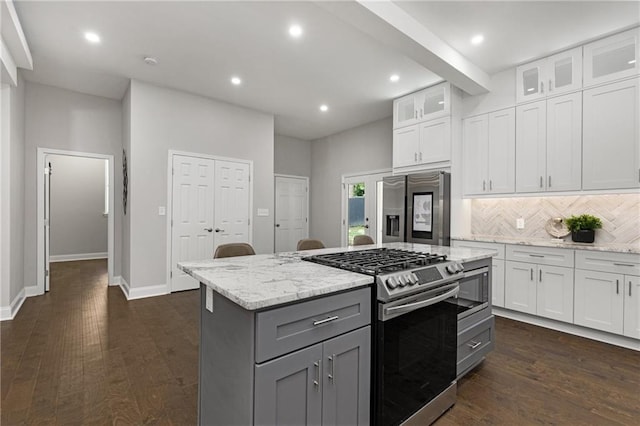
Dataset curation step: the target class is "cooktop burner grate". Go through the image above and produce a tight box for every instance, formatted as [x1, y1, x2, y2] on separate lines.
[303, 248, 447, 275]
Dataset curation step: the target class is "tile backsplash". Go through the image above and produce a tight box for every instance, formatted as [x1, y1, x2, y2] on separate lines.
[470, 194, 640, 245]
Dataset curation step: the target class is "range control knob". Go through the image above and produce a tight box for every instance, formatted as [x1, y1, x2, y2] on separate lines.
[397, 276, 407, 287]
[386, 277, 398, 290]
[446, 263, 465, 274]
[407, 273, 419, 286]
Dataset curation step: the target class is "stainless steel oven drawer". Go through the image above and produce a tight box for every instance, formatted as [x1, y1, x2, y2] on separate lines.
[457, 315, 495, 378]
[255, 287, 371, 363]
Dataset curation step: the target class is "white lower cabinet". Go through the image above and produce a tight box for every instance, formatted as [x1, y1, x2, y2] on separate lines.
[624, 276, 640, 339]
[505, 261, 574, 323]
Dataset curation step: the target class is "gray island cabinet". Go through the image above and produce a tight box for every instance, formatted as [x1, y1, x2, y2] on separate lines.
[179, 252, 374, 426]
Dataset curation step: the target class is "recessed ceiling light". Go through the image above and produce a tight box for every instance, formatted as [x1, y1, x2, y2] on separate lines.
[231, 76, 242, 86]
[471, 34, 484, 45]
[319, 104, 329, 112]
[84, 32, 101, 44]
[289, 25, 303, 38]
[389, 74, 400, 82]
[144, 56, 158, 66]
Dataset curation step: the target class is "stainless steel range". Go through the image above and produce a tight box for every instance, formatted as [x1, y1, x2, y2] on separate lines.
[305, 248, 463, 426]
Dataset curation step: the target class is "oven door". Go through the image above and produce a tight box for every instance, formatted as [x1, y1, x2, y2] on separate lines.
[375, 284, 459, 426]
[448, 267, 489, 320]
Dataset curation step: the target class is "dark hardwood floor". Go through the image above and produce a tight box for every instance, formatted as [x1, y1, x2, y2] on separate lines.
[2, 259, 639, 425]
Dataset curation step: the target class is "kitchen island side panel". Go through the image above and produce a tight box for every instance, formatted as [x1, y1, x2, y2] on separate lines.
[200, 284, 255, 425]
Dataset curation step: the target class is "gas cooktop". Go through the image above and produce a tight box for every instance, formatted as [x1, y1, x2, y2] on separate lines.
[304, 248, 464, 302]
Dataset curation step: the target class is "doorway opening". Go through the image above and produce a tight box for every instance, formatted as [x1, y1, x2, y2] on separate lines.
[341, 169, 392, 246]
[36, 148, 115, 294]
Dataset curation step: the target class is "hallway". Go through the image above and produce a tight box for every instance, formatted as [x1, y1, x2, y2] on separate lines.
[1, 260, 199, 424]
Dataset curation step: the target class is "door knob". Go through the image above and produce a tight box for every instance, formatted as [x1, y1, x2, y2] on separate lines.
[215, 228, 224, 233]
[204, 227, 213, 232]
[275, 224, 280, 227]
[364, 224, 369, 229]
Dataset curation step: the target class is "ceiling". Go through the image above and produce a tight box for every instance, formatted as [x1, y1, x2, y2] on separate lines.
[13, 1, 640, 141]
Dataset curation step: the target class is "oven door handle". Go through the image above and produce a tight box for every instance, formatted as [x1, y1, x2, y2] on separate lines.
[384, 285, 459, 317]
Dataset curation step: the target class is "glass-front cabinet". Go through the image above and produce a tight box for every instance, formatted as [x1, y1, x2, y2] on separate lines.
[516, 47, 582, 103]
[392, 82, 450, 129]
[584, 27, 639, 87]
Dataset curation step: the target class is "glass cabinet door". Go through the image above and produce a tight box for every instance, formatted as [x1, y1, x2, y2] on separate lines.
[417, 82, 450, 121]
[584, 27, 639, 87]
[516, 58, 546, 103]
[548, 47, 582, 95]
[393, 95, 417, 129]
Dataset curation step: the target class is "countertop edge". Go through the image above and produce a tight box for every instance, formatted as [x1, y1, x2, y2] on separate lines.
[453, 236, 640, 254]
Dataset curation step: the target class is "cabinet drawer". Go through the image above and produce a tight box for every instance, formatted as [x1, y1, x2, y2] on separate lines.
[506, 244, 574, 267]
[457, 315, 495, 377]
[575, 250, 640, 276]
[255, 287, 371, 363]
[452, 240, 505, 259]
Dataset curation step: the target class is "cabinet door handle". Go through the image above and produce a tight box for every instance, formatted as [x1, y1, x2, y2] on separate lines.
[419, 152, 423, 161]
[313, 315, 339, 326]
[489, 180, 493, 190]
[541, 81, 544, 93]
[539, 176, 543, 188]
[548, 176, 551, 188]
[468, 341, 482, 350]
[328, 354, 335, 383]
[613, 263, 635, 267]
[483, 180, 486, 191]
[539, 269, 542, 282]
[529, 254, 545, 258]
[414, 152, 418, 162]
[415, 110, 417, 119]
[530, 268, 534, 281]
[549, 79, 553, 91]
[630, 281, 633, 297]
[616, 279, 619, 295]
[313, 360, 321, 389]
[420, 108, 424, 118]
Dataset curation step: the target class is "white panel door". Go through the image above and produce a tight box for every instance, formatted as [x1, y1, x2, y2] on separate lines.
[537, 265, 574, 323]
[487, 108, 516, 194]
[275, 176, 308, 253]
[546, 92, 582, 191]
[214, 160, 250, 249]
[505, 261, 537, 314]
[171, 155, 215, 292]
[574, 269, 624, 334]
[623, 275, 640, 339]
[462, 115, 488, 195]
[516, 101, 547, 193]
[583, 78, 640, 190]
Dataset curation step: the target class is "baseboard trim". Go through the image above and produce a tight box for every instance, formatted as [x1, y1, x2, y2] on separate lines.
[50, 252, 108, 262]
[0, 288, 26, 321]
[119, 277, 130, 299]
[493, 307, 640, 351]
[128, 284, 169, 300]
[110, 275, 121, 287]
[24, 286, 41, 297]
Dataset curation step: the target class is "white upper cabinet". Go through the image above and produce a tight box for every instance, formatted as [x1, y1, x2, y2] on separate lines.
[516, 47, 582, 104]
[463, 109, 515, 196]
[393, 82, 450, 129]
[515, 92, 582, 193]
[583, 77, 640, 190]
[584, 27, 640, 88]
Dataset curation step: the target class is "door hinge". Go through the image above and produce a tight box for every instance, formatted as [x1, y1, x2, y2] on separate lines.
[171, 219, 173, 227]
[170, 271, 173, 278]
[172, 168, 174, 175]
[306, 218, 308, 223]
[45, 270, 49, 277]
[306, 187, 308, 192]
[342, 219, 345, 225]
[248, 218, 251, 226]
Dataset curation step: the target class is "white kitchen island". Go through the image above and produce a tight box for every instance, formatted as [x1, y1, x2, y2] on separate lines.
[179, 242, 497, 426]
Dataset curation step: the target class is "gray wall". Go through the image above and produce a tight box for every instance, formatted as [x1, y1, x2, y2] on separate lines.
[48, 155, 107, 257]
[0, 73, 26, 310]
[127, 80, 274, 289]
[23, 82, 123, 288]
[274, 134, 311, 177]
[310, 117, 392, 247]
[122, 85, 131, 285]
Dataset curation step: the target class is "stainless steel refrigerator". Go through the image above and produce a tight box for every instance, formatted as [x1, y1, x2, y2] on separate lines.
[382, 171, 451, 246]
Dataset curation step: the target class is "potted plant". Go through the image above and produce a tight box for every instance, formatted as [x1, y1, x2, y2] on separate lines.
[564, 214, 602, 243]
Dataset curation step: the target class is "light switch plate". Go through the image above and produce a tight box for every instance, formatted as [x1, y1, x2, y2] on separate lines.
[158, 206, 166, 216]
[257, 208, 269, 217]
[516, 218, 525, 229]
[206, 287, 213, 312]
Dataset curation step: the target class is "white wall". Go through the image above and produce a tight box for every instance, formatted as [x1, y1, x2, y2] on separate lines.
[121, 84, 131, 285]
[310, 117, 392, 247]
[461, 68, 516, 117]
[274, 134, 311, 177]
[127, 80, 274, 290]
[0, 73, 26, 318]
[23, 82, 123, 289]
[48, 155, 107, 258]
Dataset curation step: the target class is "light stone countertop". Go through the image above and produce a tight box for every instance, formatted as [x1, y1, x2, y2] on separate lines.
[178, 242, 497, 311]
[453, 235, 640, 254]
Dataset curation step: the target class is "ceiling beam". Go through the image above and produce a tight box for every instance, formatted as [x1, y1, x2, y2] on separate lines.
[316, 0, 491, 95]
[1, 0, 33, 72]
